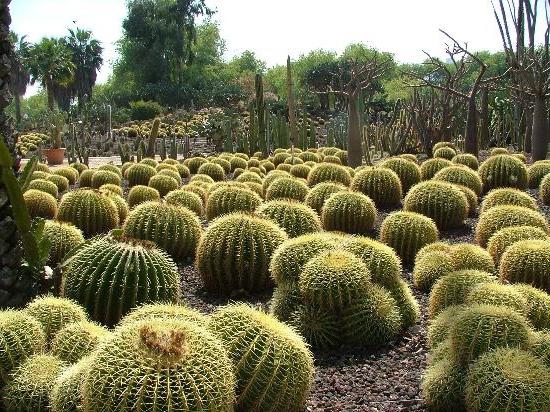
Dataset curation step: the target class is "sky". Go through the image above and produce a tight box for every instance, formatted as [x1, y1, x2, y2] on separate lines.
[11, 0, 522, 95]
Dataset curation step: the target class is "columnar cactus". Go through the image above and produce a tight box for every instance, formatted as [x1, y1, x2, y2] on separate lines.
[62, 235, 180, 326]
[208, 304, 314, 412]
[321, 191, 377, 235]
[379, 211, 439, 264]
[127, 185, 160, 208]
[82, 318, 235, 412]
[404, 180, 468, 230]
[478, 154, 528, 192]
[380, 157, 421, 193]
[126, 163, 157, 187]
[57, 189, 119, 237]
[257, 200, 322, 238]
[196, 213, 288, 295]
[123, 201, 202, 260]
[23, 189, 58, 219]
[350, 167, 402, 208]
[43, 220, 85, 266]
[206, 186, 262, 220]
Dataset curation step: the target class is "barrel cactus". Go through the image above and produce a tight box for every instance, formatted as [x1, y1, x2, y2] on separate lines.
[540, 173, 550, 205]
[290, 164, 311, 179]
[27, 178, 58, 198]
[465, 283, 528, 315]
[206, 185, 262, 220]
[157, 168, 182, 184]
[528, 160, 550, 188]
[148, 174, 179, 197]
[25, 296, 87, 341]
[413, 251, 454, 292]
[420, 158, 453, 180]
[42, 220, 84, 266]
[197, 162, 226, 181]
[380, 157, 421, 193]
[99, 183, 123, 196]
[208, 304, 314, 412]
[478, 154, 528, 192]
[490, 147, 510, 156]
[422, 357, 465, 412]
[404, 180, 468, 230]
[449, 304, 530, 366]
[499, 239, 550, 292]
[321, 191, 377, 235]
[452, 153, 479, 170]
[307, 162, 351, 187]
[265, 176, 309, 201]
[91, 170, 121, 189]
[50, 357, 90, 412]
[78, 169, 94, 187]
[427, 304, 466, 348]
[514, 284, 550, 330]
[236, 170, 263, 185]
[123, 201, 202, 261]
[230, 156, 248, 171]
[480, 188, 537, 213]
[119, 303, 207, 326]
[52, 166, 78, 185]
[379, 211, 439, 264]
[164, 189, 204, 216]
[433, 165, 482, 196]
[51, 321, 109, 363]
[23, 189, 57, 219]
[3, 354, 66, 412]
[475, 205, 549, 247]
[139, 158, 158, 168]
[82, 318, 235, 412]
[350, 167, 402, 208]
[465, 348, 550, 412]
[433, 146, 457, 160]
[385, 277, 420, 328]
[57, 189, 119, 237]
[127, 185, 160, 208]
[196, 213, 288, 295]
[289, 303, 340, 349]
[449, 243, 495, 273]
[184, 156, 209, 173]
[48, 175, 70, 194]
[126, 163, 156, 187]
[257, 200, 322, 238]
[303, 182, 347, 215]
[0, 310, 45, 382]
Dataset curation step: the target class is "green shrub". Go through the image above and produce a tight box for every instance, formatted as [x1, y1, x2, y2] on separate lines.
[428, 270, 497, 318]
[480, 188, 537, 213]
[475, 205, 549, 247]
[452, 153, 479, 170]
[123, 201, 202, 260]
[465, 348, 550, 412]
[126, 163, 156, 187]
[269, 233, 341, 285]
[82, 318, 235, 412]
[27, 178, 58, 198]
[540, 173, 550, 205]
[127, 185, 160, 208]
[0, 310, 45, 383]
[51, 321, 109, 363]
[43, 220, 84, 266]
[52, 166, 78, 185]
[499, 239, 550, 292]
[196, 213, 287, 295]
[413, 251, 454, 292]
[148, 174, 179, 197]
[25, 296, 87, 341]
[62, 235, 180, 326]
[379, 211, 439, 264]
[514, 284, 550, 330]
[433, 165, 482, 196]
[422, 358, 465, 412]
[528, 160, 550, 188]
[465, 283, 528, 315]
[427, 304, 466, 348]
[129, 100, 164, 120]
[420, 158, 453, 180]
[197, 162, 225, 181]
[380, 157, 421, 193]
[23, 189, 57, 219]
[257, 200, 322, 238]
[478, 154, 528, 192]
[433, 146, 457, 160]
[78, 169, 94, 187]
[3, 354, 66, 412]
[322, 191, 377, 235]
[208, 304, 314, 412]
[57, 189, 119, 237]
[48, 174, 70, 192]
[164, 189, 204, 216]
[304, 182, 347, 214]
[350, 167, 402, 208]
[266, 176, 309, 201]
[404, 180, 468, 230]
[307, 162, 351, 187]
[449, 304, 530, 366]
[206, 185, 262, 220]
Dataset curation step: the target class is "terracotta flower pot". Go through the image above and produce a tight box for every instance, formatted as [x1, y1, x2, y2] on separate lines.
[44, 148, 65, 165]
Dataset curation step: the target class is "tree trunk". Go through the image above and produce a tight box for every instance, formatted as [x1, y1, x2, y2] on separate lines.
[531, 95, 549, 161]
[464, 97, 479, 156]
[46, 82, 55, 111]
[524, 107, 532, 153]
[347, 92, 362, 168]
[479, 87, 490, 150]
[14, 92, 20, 125]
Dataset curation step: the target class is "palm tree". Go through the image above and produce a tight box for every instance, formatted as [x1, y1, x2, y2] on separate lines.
[27, 37, 75, 111]
[8, 32, 30, 126]
[63, 28, 103, 111]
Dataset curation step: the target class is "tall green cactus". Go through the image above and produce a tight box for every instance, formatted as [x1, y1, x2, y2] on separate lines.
[146, 118, 160, 158]
[287, 56, 298, 148]
[255, 74, 267, 156]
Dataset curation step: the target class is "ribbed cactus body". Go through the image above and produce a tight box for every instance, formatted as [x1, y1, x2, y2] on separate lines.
[57, 189, 119, 237]
[196, 213, 288, 295]
[148, 174, 179, 196]
[230, 156, 248, 171]
[48, 174, 70, 192]
[433, 165, 482, 196]
[380, 157, 421, 193]
[206, 186, 262, 220]
[304, 182, 347, 214]
[82, 319, 235, 412]
[197, 162, 226, 181]
[127, 185, 160, 208]
[413, 251, 454, 292]
[50, 357, 90, 412]
[479, 154, 528, 192]
[351, 167, 402, 208]
[62, 235, 180, 326]
[527, 160, 550, 188]
[480, 188, 537, 213]
[23, 189, 58, 219]
[426, 304, 466, 348]
[208, 304, 314, 412]
[540, 173, 550, 204]
[404, 180, 468, 230]
[27, 178, 58, 197]
[43, 220, 84, 266]
[165, 189, 204, 216]
[78, 169, 95, 187]
[433, 146, 457, 160]
[53, 166, 79, 185]
[184, 156, 209, 173]
[257, 200, 322, 238]
[452, 153, 479, 170]
[499, 239, 550, 292]
[514, 284, 550, 330]
[289, 303, 340, 349]
[321, 191, 377, 235]
[51, 321, 109, 363]
[126, 163, 156, 187]
[123, 201, 202, 260]
[420, 158, 452, 180]
[91, 170, 121, 189]
[265, 176, 309, 201]
[307, 163, 351, 187]
[101, 190, 129, 223]
[379, 211, 439, 264]
[119, 303, 207, 326]
[422, 357, 465, 411]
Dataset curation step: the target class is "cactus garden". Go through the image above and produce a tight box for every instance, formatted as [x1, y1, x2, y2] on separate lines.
[4, 0, 550, 411]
